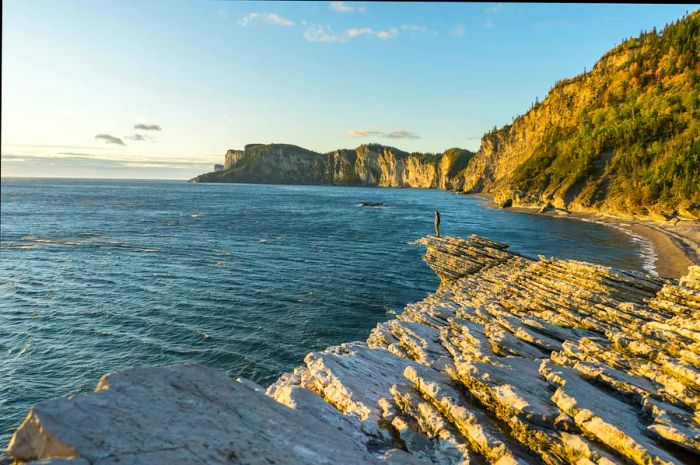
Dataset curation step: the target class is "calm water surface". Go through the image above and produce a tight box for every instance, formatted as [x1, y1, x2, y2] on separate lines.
[0, 179, 648, 443]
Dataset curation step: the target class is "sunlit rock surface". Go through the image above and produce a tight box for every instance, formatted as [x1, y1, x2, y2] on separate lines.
[6, 236, 699, 464]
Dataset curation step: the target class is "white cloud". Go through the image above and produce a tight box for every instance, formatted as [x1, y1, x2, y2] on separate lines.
[400, 24, 435, 36]
[304, 24, 429, 43]
[329, 2, 366, 13]
[346, 27, 399, 40]
[449, 23, 466, 37]
[483, 20, 495, 29]
[303, 25, 340, 42]
[349, 130, 383, 137]
[238, 13, 295, 27]
[346, 27, 374, 39]
[375, 29, 399, 40]
[348, 129, 420, 140]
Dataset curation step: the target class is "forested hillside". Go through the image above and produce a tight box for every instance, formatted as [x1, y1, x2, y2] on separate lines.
[462, 10, 700, 219]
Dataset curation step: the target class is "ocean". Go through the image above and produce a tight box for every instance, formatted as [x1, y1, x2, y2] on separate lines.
[0, 179, 651, 444]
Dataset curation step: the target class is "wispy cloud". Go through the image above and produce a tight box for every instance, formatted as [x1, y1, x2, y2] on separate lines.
[485, 3, 506, 15]
[239, 12, 295, 27]
[304, 24, 431, 43]
[329, 2, 366, 13]
[385, 130, 420, 140]
[449, 23, 466, 37]
[349, 129, 420, 140]
[347, 27, 399, 40]
[95, 134, 125, 146]
[348, 130, 384, 137]
[400, 24, 436, 36]
[483, 19, 496, 29]
[134, 123, 162, 131]
[125, 134, 151, 141]
[303, 25, 339, 42]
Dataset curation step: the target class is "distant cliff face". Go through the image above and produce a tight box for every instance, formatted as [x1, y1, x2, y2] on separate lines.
[224, 150, 244, 169]
[193, 143, 475, 189]
[460, 11, 700, 219]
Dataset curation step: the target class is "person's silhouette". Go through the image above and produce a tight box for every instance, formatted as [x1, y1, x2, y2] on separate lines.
[434, 210, 441, 237]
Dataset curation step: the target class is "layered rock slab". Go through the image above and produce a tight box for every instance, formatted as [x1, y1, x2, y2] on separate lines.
[6, 364, 421, 465]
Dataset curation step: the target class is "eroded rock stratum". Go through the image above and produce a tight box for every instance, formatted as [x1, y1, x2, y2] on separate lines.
[5, 236, 699, 464]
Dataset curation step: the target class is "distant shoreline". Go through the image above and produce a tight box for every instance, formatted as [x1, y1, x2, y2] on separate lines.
[472, 194, 699, 279]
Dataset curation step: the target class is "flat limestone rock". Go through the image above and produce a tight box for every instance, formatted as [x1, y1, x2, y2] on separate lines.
[295, 342, 422, 441]
[7, 364, 414, 465]
[265, 382, 369, 448]
[403, 364, 538, 465]
[451, 358, 571, 430]
[541, 361, 685, 465]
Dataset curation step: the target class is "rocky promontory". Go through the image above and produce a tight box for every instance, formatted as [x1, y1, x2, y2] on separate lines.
[191, 143, 475, 190]
[5, 235, 700, 464]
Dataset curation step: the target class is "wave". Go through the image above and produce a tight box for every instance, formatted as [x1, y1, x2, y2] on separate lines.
[4, 235, 124, 250]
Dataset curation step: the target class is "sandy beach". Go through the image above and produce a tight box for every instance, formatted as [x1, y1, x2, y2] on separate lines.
[473, 196, 699, 279]
[517, 208, 697, 278]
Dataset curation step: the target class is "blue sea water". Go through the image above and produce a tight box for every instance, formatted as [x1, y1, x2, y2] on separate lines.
[0, 179, 649, 444]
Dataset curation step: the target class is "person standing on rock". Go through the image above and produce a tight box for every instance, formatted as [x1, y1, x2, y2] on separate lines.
[434, 210, 441, 237]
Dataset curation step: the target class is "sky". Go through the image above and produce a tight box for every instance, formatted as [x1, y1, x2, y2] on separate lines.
[1, 1, 697, 179]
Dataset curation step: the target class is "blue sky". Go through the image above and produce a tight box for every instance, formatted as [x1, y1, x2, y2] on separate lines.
[1, 1, 697, 179]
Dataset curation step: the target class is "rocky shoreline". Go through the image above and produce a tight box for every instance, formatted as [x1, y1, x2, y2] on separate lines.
[4, 235, 699, 464]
